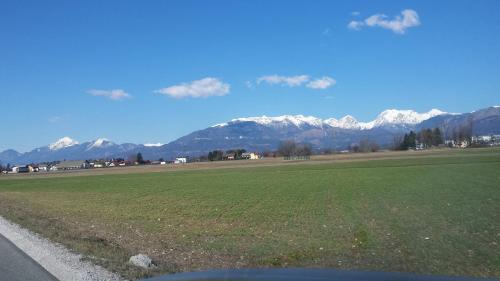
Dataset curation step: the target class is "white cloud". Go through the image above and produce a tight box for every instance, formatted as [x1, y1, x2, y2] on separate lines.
[155, 77, 230, 98]
[347, 21, 364, 31]
[307, 76, 336, 89]
[87, 89, 131, 100]
[348, 9, 420, 34]
[255, 74, 336, 90]
[257, 75, 310, 87]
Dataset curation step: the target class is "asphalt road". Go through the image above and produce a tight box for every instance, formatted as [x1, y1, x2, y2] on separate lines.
[0, 233, 58, 281]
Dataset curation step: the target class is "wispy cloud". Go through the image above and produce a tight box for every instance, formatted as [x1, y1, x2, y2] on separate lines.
[48, 116, 62, 123]
[322, 28, 331, 36]
[256, 75, 336, 90]
[87, 89, 131, 100]
[155, 77, 230, 99]
[351, 11, 360, 16]
[348, 9, 420, 34]
[257, 75, 310, 87]
[307, 76, 336, 89]
[347, 21, 364, 31]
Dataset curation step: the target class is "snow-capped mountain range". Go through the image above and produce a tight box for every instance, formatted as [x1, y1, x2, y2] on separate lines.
[1, 106, 499, 164]
[214, 109, 447, 130]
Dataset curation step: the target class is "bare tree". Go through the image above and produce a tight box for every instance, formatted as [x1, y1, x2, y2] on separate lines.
[278, 140, 297, 157]
[296, 143, 312, 156]
[278, 140, 313, 157]
[392, 135, 404, 151]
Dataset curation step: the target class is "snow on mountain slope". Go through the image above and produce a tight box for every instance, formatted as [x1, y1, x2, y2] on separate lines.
[360, 109, 446, 129]
[214, 109, 447, 130]
[324, 115, 361, 129]
[49, 137, 79, 150]
[86, 138, 114, 150]
[214, 115, 324, 128]
[144, 143, 163, 147]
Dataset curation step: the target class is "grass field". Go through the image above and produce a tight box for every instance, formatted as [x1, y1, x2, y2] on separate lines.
[0, 148, 499, 279]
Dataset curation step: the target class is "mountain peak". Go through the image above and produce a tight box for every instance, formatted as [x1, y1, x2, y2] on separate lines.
[360, 109, 447, 129]
[49, 137, 79, 150]
[324, 115, 361, 129]
[339, 115, 360, 129]
[87, 138, 114, 150]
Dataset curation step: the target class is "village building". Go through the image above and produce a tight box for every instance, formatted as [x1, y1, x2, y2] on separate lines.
[241, 152, 260, 160]
[38, 164, 48, 172]
[55, 160, 88, 170]
[27, 165, 38, 172]
[17, 166, 30, 173]
[174, 157, 187, 164]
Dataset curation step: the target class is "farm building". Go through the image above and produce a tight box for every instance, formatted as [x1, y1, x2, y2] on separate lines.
[55, 160, 88, 170]
[9, 165, 31, 173]
[174, 157, 187, 164]
[241, 152, 260, 160]
[17, 166, 30, 173]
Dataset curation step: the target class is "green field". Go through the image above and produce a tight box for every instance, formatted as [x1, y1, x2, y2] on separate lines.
[0, 149, 499, 279]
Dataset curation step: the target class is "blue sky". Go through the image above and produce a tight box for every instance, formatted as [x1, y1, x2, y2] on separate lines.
[1, 0, 499, 152]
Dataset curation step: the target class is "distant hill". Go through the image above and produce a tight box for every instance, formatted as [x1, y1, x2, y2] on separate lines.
[1, 106, 499, 164]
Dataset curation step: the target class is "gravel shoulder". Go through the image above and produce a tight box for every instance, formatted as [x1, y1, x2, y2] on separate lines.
[0, 215, 125, 281]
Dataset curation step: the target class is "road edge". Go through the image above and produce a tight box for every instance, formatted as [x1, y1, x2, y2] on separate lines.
[0, 215, 126, 281]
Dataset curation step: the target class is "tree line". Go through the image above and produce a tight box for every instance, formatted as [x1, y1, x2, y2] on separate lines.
[349, 139, 380, 153]
[207, 149, 247, 161]
[395, 127, 443, 150]
[277, 140, 312, 157]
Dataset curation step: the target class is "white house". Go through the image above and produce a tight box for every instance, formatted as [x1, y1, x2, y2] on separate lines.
[174, 157, 187, 164]
[242, 152, 260, 160]
[472, 135, 492, 143]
